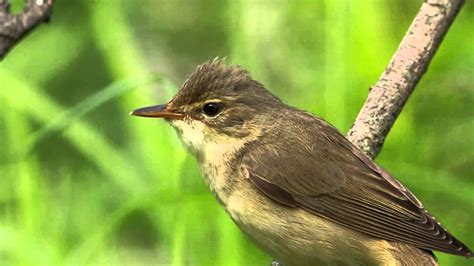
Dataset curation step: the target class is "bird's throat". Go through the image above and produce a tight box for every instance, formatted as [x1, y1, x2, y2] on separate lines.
[169, 118, 257, 201]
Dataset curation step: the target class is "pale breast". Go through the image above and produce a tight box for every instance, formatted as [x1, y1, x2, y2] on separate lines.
[170, 118, 256, 196]
[170, 119, 400, 265]
[224, 177, 400, 266]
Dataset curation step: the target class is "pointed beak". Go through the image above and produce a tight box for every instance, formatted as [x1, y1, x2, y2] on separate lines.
[130, 104, 185, 120]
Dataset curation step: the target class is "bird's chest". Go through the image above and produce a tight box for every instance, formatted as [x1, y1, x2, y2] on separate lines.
[171, 119, 243, 197]
[218, 180, 393, 266]
[199, 143, 237, 201]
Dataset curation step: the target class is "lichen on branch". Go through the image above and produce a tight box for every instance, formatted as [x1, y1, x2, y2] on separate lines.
[347, 0, 465, 158]
[0, 0, 54, 59]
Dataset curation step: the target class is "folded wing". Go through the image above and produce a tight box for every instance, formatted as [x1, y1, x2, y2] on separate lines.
[242, 113, 472, 257]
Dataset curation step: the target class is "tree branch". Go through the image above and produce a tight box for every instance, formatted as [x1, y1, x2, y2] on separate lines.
[0, 0, 54, 60]
[347, 0, 464, 158]
[273, 0, 464, 265]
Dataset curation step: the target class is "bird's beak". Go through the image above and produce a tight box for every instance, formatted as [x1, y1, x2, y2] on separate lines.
[130, 104, 185, 120]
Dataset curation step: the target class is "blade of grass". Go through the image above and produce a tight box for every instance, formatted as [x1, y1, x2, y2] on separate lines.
[63, 196, 151, 266]
[0, 69, 145, 194]
[2, 22, 86, 87]
[89, 4, 190, 264]
[2, 104, 60, 265]
[323, 0, 347, 130]
[171, 208, 186, 266]
[25, 74, 161, 155]
[89, 1, 187, 190]
[64, 191, 209, 265]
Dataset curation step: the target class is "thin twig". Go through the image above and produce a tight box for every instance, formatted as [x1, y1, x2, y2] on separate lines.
[0, 0, 54, 59]
[347, 0, 465, 158]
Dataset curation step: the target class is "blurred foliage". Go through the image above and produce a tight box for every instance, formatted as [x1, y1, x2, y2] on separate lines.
[0, 0, 473, 265]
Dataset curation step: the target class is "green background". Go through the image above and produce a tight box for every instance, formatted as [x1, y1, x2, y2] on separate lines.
[0, 0, 472, 265]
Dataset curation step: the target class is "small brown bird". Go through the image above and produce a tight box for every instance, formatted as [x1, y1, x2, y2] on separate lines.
[131, 59, 472, 265]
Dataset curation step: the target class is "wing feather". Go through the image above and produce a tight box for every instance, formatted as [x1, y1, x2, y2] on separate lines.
[242, 111, 473, 257]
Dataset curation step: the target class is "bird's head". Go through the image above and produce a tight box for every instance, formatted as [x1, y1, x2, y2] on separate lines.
[131, 58, 281, 156]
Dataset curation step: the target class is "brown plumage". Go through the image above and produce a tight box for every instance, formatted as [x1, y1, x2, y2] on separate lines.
[241, 108, 471, 257]
[132, 58, 473, 265]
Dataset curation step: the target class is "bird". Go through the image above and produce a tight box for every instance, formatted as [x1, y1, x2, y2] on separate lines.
[131, 58, 473, 265]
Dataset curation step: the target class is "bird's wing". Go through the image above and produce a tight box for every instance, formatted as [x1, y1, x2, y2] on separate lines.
[242, 115, 472, 257]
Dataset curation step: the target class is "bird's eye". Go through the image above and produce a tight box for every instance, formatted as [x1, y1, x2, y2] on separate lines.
[202, 102, 221, 116]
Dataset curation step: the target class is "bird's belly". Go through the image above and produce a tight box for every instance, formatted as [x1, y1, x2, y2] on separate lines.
[222, 179, 398, 266]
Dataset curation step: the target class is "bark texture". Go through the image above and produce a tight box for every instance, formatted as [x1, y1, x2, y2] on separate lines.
[347, 0, 465, 158]
[0, 0, 53, 59]
[273, 0, 465, 265]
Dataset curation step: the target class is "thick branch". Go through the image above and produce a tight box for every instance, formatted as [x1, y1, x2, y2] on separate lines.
[347, 0, 464, 158]
[0, 0, 53, 59]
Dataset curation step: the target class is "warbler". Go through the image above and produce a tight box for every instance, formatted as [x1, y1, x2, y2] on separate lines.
[131, 59, 472, 265]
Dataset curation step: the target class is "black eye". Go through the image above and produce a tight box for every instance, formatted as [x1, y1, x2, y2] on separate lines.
[203, 102, 221, 116]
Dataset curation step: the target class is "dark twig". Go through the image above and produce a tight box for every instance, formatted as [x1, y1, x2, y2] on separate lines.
[0, 0, 54, 59]
[272, 0, 464, 265]
[347, 0, 465, 158]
